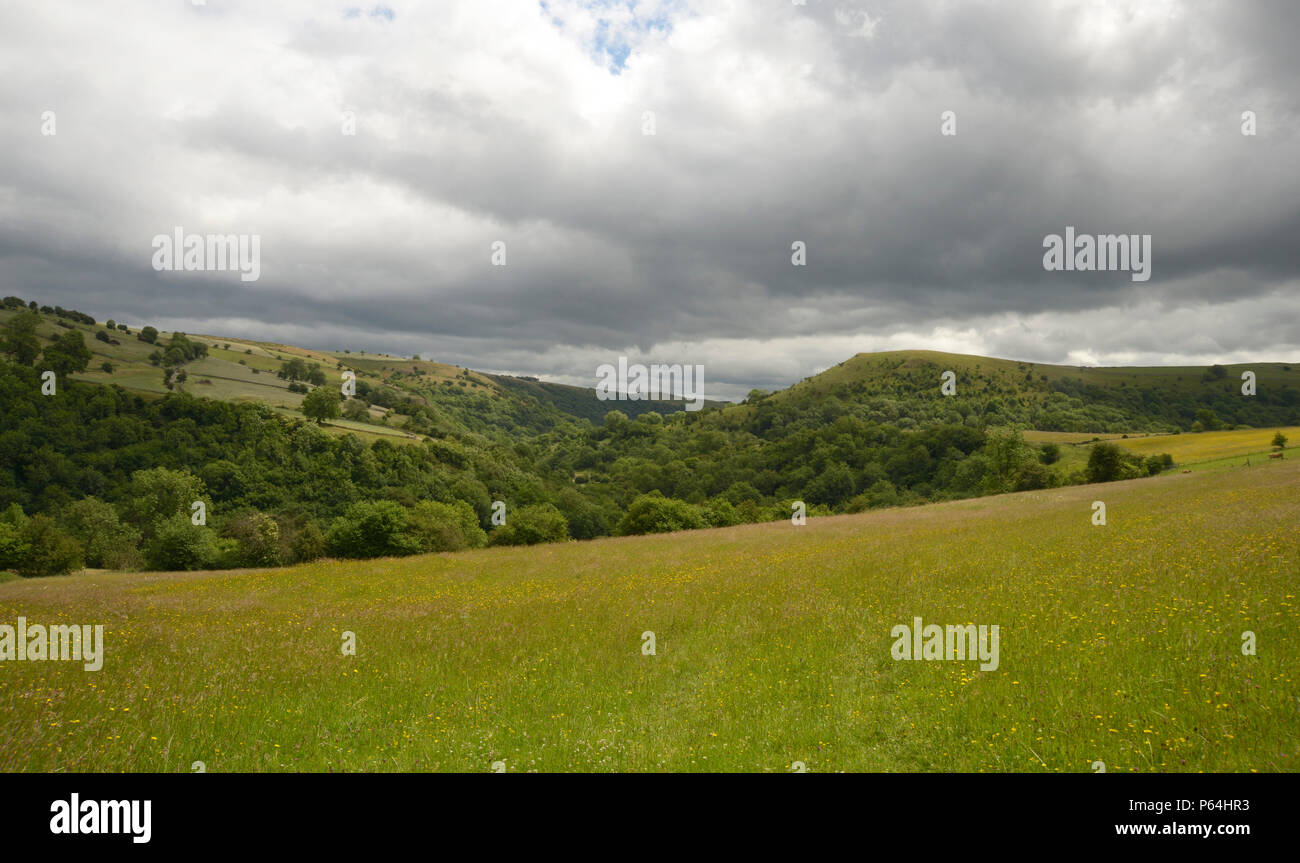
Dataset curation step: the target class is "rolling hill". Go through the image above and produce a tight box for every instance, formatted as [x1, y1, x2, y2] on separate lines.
[2, 296, 1296, 582]
[0, 304, 709, 443]
[753, 349, 1300, 434]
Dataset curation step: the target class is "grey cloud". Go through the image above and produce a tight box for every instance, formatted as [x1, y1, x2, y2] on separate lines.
[0, 0, 1296, 402]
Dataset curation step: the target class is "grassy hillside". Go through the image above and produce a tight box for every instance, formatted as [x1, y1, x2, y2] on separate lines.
[793, 349, 1300, 402]
[758, 349, 1300, 433]
[2, 459, 1295, 772]
[0, 305, 703, 441]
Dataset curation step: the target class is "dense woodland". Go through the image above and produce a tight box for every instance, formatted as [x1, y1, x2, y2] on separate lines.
[3, 297, 1295, 577]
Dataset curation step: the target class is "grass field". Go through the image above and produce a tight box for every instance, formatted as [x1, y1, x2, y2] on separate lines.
[1, 459, 1295, 773]
[1025, 425, 1298, 480]
[1115, 427, 1298, 464]
[1023, 431, 1136, 444]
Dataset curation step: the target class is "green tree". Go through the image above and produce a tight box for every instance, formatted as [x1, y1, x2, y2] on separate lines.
[288, 520, 326, 563]
[489, 503, 570, 545]
[200, 460, 246, 500]
[0, 311, 42, 365]
[160, 332, 207, 365]
[223, 512, 281, 567]
[981, 429, 1037, 494]
[803, 461, 855, 506]
[62, 497, 141, 569]
[1272, 431, 1288, 449]
[1012, 460, 1050, 490]
[326, 500, 420, 558]
[1194, 408, 1221, 431]
[885, 444, 934, 489]
[138, 325, 159, 344]
[125, 468, 208, 535]
[864, 479, 901, 508]
[0, 520, 31, 573]
[615, 492, 704, 536]
[302, 387, 341, 423]
[15, 515, 84, 576]
[277, 358, 309, 381]
[551, 488, 613, 540]
[42, 330, 93, 378]
[602, 410, 630, 436]
[409, 500, 487, 552]
[144, 514, 218, 571]
[699, 497, 741, 527]
[1085, 442, 1126, 483]
[1, 508, 84, 577]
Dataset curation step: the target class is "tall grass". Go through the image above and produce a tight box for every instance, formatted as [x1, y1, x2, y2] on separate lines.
[1, 461, 1296, 772]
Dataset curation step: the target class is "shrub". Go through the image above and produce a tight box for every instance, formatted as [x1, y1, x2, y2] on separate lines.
[14, 515, 84, 576]
[0, 520, 31, 573]
[144, 515, 218, 571]
[699, 497, 741, 527]
[302, 386, 341, 423]
[616, 493, 705, 536]
[489, 503, 571, 546]
[0, 507, 84, 577]
[292, 521, 327, 563]
[223, 512, 282, 567]
[1012, 460, 1050, 491]
[326, 500, 420, 558]
[409, 500, 487, 552]
[721, 482, 763, 506]
[62, 497, 142, 569]
[734, 499, 767, 523]
[864, 479, 900, 509]
[1085, 442, 1126, 483]
[1142, 455, 1170, 476]
[844, 494, 871, 514]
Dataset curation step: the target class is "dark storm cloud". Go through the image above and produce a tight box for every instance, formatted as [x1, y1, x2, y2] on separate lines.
[0, 0, 1296, 399]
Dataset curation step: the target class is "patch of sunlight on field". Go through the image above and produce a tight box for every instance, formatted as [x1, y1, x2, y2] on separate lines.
[1118, 426, 1300, 463]
[1, 461, 1296, 773]
[1023, 431, 1135, 444]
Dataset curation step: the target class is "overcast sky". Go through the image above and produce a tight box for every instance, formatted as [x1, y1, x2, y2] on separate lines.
[2, 0, 1297, 400]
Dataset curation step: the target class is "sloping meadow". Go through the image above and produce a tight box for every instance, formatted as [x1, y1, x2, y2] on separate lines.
[1, 460, 1296, 772]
